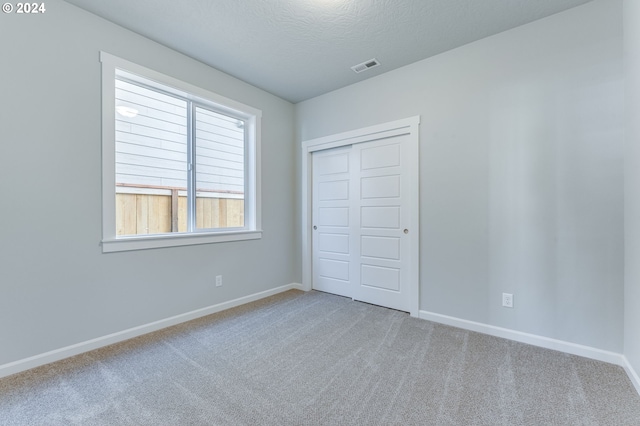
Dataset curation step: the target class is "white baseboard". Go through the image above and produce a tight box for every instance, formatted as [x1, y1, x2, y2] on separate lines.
[623, 356, 640, 395]
[0, 283, 302, 379]
[419, 310, 625, 366]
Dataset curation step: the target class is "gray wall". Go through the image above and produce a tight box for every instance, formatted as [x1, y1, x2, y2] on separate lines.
[624, 0, 640, 376]
[0, 0, 296, 365]
[296, 0, 624, 352]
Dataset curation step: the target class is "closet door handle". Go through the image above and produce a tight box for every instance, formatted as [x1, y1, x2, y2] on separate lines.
[404, 229, 409, 234]
[313, 225, 317, 230]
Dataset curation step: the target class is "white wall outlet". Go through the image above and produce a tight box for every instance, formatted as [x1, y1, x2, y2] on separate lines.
[502, 293, 513, 308]
[215, 275, 222, 287]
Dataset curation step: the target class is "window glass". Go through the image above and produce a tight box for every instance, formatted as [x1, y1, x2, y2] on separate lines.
[194, 106, 245, 229]
[115, 79, 188, 236]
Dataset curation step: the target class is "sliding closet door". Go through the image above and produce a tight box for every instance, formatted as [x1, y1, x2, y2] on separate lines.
[352, 136, 412, 312]
[311, 135, 414, 313]
[311, 147, 354, 298]
[304, 117, 419, 315]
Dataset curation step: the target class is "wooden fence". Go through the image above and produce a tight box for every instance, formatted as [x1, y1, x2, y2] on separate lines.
[116, 192, 244, 236]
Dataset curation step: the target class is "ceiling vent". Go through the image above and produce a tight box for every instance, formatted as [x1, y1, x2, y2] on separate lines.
[351, 58, 381, 74]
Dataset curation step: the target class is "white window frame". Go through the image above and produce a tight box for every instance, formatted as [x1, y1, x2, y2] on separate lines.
[100, 52, 262, 253]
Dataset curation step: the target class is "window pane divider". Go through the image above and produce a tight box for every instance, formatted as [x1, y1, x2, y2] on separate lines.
[187, 100, 196, 233]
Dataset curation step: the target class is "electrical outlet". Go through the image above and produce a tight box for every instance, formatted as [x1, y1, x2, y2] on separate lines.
[215, 275, 222, 287]
[502, 293, 513, 308]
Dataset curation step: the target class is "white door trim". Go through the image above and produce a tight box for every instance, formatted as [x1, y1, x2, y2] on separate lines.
[301, 116, 420, 317]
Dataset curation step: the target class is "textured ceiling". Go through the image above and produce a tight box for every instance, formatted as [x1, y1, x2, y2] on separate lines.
[64, 0, 593, 103]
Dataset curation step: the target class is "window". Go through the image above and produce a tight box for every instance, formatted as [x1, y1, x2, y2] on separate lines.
[101, 52, 261, 252]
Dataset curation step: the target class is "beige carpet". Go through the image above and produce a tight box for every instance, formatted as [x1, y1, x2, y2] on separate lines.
[1, 290, 639, 425]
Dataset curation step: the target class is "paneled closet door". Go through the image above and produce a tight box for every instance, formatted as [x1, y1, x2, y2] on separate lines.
[311, 146, 354, 298]
[352, 135, 412, 312]
[311, 134, 413, 313]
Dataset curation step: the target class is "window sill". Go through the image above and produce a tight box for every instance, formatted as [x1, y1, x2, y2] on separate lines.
[102, 230, 262, 253]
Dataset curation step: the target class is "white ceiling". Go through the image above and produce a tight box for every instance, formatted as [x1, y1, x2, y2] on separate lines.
[64, 0, 593, 103]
